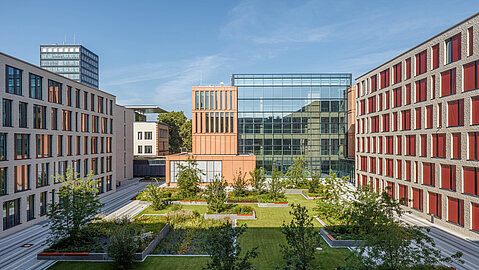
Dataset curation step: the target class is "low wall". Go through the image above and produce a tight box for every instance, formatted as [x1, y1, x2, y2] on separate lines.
[301, 191, 325, 200]
[257, 202, 289, 207]
[204, 210, 256, 220]
[319, 228, 363, 248]
[169, 200, 208, 205]
[284, 189, 307, 195]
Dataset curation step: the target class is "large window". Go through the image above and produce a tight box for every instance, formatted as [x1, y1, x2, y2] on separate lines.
[448, 197, 464, 226]
[415, 79, 427, 102]
[3, 99, 12, 127]
[380, 69, 389, 89]
[48, 80, 62, 104]
[169, 160, 222, 183]
[464, 61, 479, 92]
[393, 63, 402, 84]
[0, 167, 7, 195]
[36, 134, 52, 158]
[470, 132, 479, 160]
[432, 134, 446, 158]
[3, 199, 21, 229]
[145, 145, 152, 154]
[14, 134, 29, 159]
[33, 105, 47, 129]
[36, 163, 50, 187]
[441, 164, 456, 191]
[422, 162, 435, 186]
[463, 167, 478, 196]
[145, 132, 153, 140]
[62, 110, 72, 131]
[19, 102, 28, 128]
[445, 33, 461, 64]
[412, 188, 423, 211]
[441, 68, 456, 97]
[29, 74, 42, 100]
[415, 50, 427, 75]
[40, 191, 47, 216]
[26, 195, 35, 221]
[428, 192, 441, 218]
[447, 99, 464, 127]
[14, 165, 30, 192]
[6, 66, 22, 95]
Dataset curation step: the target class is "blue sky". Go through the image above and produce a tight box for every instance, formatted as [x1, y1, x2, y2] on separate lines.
[1, 0, 478, 117]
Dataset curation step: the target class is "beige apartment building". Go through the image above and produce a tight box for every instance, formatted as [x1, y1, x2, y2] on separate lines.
[0, 52, 133, 237]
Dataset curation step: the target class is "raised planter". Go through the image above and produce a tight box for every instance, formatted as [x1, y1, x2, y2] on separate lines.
[301, 191, 326, 200]
[204, 210, 256, 220]
[257, 202, 289, 207]
[319, 228, 363, 248]
[169, 200, 208, 205]
[284, 188, 307, 195]
[37, 222, 170, 261]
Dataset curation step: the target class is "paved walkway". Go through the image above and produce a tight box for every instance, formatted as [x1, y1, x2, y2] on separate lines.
[0, 178, 148, 270]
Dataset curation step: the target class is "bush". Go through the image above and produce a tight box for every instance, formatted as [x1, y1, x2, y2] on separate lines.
[231, 170, 249, 197]
[206, 175, 228, 213]
[233, 205, 254, 214]
[139, 181, 170, 210]
[108, 228, 139, 269]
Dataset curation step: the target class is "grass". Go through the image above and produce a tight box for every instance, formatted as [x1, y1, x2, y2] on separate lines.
[48, 194, 352, 270]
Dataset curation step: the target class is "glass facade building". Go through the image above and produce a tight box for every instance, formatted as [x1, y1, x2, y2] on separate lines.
[40, 45, 99, 88]
[232, 74, 354, 178]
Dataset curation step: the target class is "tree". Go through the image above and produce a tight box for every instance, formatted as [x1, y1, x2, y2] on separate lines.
[47, 166, 103, 245]
[108, 227, 139, 269]
[231, 170, 249, 197]
[203, 222, 258, 270]
[249, 167, 266, 194]
[140, 180, 170, 210]
[206, 175, 228, 213]
[314, 170, 350, 222]
[307, 170, 322, 194]
[279, 203, 320, 270]
[268, 167, 284, 201]
[285, 156, 309, 188]
[176, 158, 203, 199]
[158, 111, 192, 153]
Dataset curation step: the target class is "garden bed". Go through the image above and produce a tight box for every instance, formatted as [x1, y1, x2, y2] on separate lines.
[170, 200, 208, 205]
[257, 202, 289, 207]
[319, 227, 364, 248]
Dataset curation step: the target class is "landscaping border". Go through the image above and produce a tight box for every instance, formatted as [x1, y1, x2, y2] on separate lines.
[169, 200, 208, 205]
[257, 202, 289, 207]
[204, 210, 256, 220]
[301, 191, 325, 200]
[319, 228, 363, 248]
[284, 188, 307, 195]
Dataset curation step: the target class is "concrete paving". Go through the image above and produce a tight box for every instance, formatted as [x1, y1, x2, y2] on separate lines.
[0, 178, 148, 270]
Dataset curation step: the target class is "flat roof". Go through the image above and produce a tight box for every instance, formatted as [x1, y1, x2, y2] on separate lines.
[124, 105, 167, 114]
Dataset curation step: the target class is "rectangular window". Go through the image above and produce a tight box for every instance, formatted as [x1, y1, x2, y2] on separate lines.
[415, 79, 427, 102]
[472, 203, 479, 232]
[472, 96, 479, 125]
[368, 96, 376, 113]
[393, 63, 402, 84]
[40, 191, 47, 216]
[385, 91, 390, 109]
[36, 163, 49, 187]
[0, 133, 6, 161]
[406, 135, 416, 156]
[145, 146, 152, 153]
[447, 99, 464, 127]
[3, 199, 21, 229]
[431, 75, 436, 99]
[420, 134, 427, 157]
[428, 192, 442, 217]
[67, 136, 72, 156]
[405, 161, 412, 181]
[416, 50, 427, 75]
[91, 94, 95, 111]
[464, 61, 479, 92]
[371, 75, 377, 92]
[432, 134, 446, 158]
[380, 70, 389, 89]
[423, 162, 435, 186]
[15, 134, 29, 159]
[14, 165, 30, 192]
[145, 132, 152, 140]
[463, 167, 479, 196]
[437, 103, 442, 127]
[452, 133, 461, 159]
[393, 87, 402, 107]
[415, 107, 421, 129]
[3, 99, 12, 127]
[405, 84, 411, 105]
[405, 58, 412, 79]
[397, 135, 402, 155]
[62, 110, 72, 131]
[97, 96, 104, 113]
[432, 44, 440, 69]
[386, 158, 393, 177]
[48, 80, 62, 104]
[386, 136, 393, 154]
[441, 68, 456, 96]
[66, 86, 72, 106]
[36, 134, 52, 158]
[412, 188, 423, 211]
[33, 105, 47, 129]
[399, 184, 408, 205]
[446, 33, 461, 64]
[447, 197, 464, 226]
[29, 74, 42, 100]
[26, 194, 35, 221]
[75, 89, 81, 108]
[19, 102, 28, 128]
[397, 160, 402, 179]
[51, 108, 58, 130]
[401, 110, 411, 130]
[426, 105, 433, 129]
[468, 27, 474, 56]
[6, 66, 22, 95]
[393, 112, 398, 131]
[441, 164, 456, 191]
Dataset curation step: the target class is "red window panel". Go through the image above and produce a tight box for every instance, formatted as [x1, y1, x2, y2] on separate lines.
[423, 162, 435, 186]
[463, 61, 479, 92]
[360, 100, 366, 115]
[448, 197, 464, 226]
[452, 133, 461, 159]
[406, 135, 416, 156]
[448, 34, 462, 63]
[416, 50, 427, 75]
[402, 110, 411, 130]
[380, 69, 390, 89]
[393, 112, 398, 131]
[405, 58, 412, 79]
[405, 84, 411, 105]
[372, 137, 376, 153]
[472, 96, 479, 125]
[399, 184, 408, 205]
[428, 192, 442, 217]
[397, 160, 402, 179]
[385, 91, 390, 109]
[463, 167, 478, 196]
[357, 83, 360, 98]
[415, 79, 427, 102]
[383, 114, 390, 132]
[378, 93, 383, 111]
[420, 134, 427, 157]
[361, 175, 368, 186]
[432, 44, 439, 69]
[378, 137, 383, 154]
[431, 75, 436, 99]
[413, 188, 423, 211]
[386, 158, 394, 177]
[362, 137, 365, 152]
[397, 135, 402, 155]
[393, 87, 402, 107]
[415, 107, 422, 129]
[441, 164, 456, 191]
[447, 99, 464, 127]
[468, 27, 474, 56]
[393, 63, 402, 84]
[378, 158, 383, 175]
[356, 119, 360, 134]
[405, 161, 412, 181]
[367, 137, 371, 152]
[370, 157, 376, 173]
[473, 203, 479, 232]
[386, 136, 394, 154]
[437, 103, 442, 128]
[387, 181, 395, 198]
[432, 134, 446, 158]
[426, 105, 433, 129]
[469, 132, 479, 160]
[362, 119, 365, 134]
[441, 68, 456, 96]
[368, 96, 376, 113]
[371, 75, 377, 92]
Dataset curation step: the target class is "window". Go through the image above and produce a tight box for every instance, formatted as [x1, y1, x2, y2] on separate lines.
[36, 163, 49, 187]
[36, 134, 52, 158]
[415, 107, 421, 129]
[75, 89, 81, 108]
[464, 61, 479, 92]
[393, 87, 402, 107]
[26, 195, 34, 221]
[3, 199, 21, 229]
[428, 192, 442, 218]
[415, 50, 427, 75]
[91, 137, 98, 154]
[368, 96, 376, 113]
[386, 158, 393, 177]
[401, 110, 411, 130]
[97, 96, 104, 113]
[3, 99, 12, 127]
[447, 99, 464, 127]
[138, 145, 142, 153]
[145, 145, 152, 154]
[145, 132, 153, 140]
[33, 105, 46, 129]
[14, 165, 30, 192]
[452, 133, 461, 159]
[397, 160, 402, 179]
[405, 84, 411, 105]
[464, 167, 479, 196]
[81, 113, 89, 132]
[29, 74, 42, 100]
[371, 75, 377, 92]
[441, 164, 456, 191]
[15, 134, 29, 159]
[468, 27, 474, 56]
[393, 112, 398, 131]
[393, 63, 402, 84]
[431, 75, 436, 99]
[426, 105, 433, 129]
[50, 108, 58, 130]
[48, 80, 62, 104]
[382, 114, 390, 132]
[420, 134, 427, 157]
[6, 66, 22, 95]
[397, 135, 402, 155]
[412, 188, 423, 211]
[447, 197, 464, 226]
[67, 136, 73, 156]
[40, 191, 47, 216]
[92, 116, 99, 133]
[62, 110, 72, 131]
[441, 68, 456, 96]
[472, 203, 479, 232]
[437, 103, 442, 127]
[18, 102, 28, 128]
[446, 33, 461, 64]
[399, 184, 408, 205]
[385, 91, 390, 109]
[405, 161, 412, 181]
[66, 86, 72, 106]
[432, 134, 446, 158]
[91, 158, 98, 175]
[415, 79, 427, 102]
[83, 91, 88, 110]
[380, 70, 389, 89]
[406, 135, 416, 156]
[423, 162, 435, 186]
[405, 58, 412, 79]
[91, 94, 95, 111]
[386, 136, 393, 154]
[432, 44, 439, 69]
[0, 167, 6, 195]
[0, 134, 6, 161]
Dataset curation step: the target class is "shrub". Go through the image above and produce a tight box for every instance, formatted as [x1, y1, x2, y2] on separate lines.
[206, 175, 228, 213]
[249, 167, 266, 194]
[231, 170, 249, 197]
[177, 158, 204, 199]
[285, 156, 309, 188]
[140, 180, 170, 210]
[268, 167, 284, 201]
[233, 205, 254, 214]
[108, 228, 139, 269]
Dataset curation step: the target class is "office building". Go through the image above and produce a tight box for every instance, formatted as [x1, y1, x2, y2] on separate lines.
[355, 13, 479, 236]
[40, 45, 99, 88]
[0, 51, 132, 237]
[166, 86, 255, 185]
[232, 74, 354, 178]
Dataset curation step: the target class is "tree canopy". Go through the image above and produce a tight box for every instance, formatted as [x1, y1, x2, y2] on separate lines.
[158, 111, 192, 153]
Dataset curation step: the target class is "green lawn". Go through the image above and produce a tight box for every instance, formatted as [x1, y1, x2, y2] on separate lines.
[49, 194, 352, 270]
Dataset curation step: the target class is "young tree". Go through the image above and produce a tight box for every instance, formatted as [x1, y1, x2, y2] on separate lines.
[249, 167, 266, 194]
[285, 156, 309, 187]
[315, 170, 350, 222]
[231, 169, 249, 197]
[279, 203, 321, 270]
[206, 175, 228, 213]
[176, 158, 204, 199]
[203, 222, 258, 270]
[140, 180, 170, 210]
[108, 227, 139, 269]
[158, 111, 192, 153]
[268, 167, 284, 201]
[307, 170, 322, 194]
[47, 166, 103, 245]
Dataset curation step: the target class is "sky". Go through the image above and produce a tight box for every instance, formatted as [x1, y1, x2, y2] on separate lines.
[1, 0, 478, 117]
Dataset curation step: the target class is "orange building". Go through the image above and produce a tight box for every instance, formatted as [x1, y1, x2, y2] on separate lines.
[166, 86, 255, 185]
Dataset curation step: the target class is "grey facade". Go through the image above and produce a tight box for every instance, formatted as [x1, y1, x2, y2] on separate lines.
[40, 45, 99, 88]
